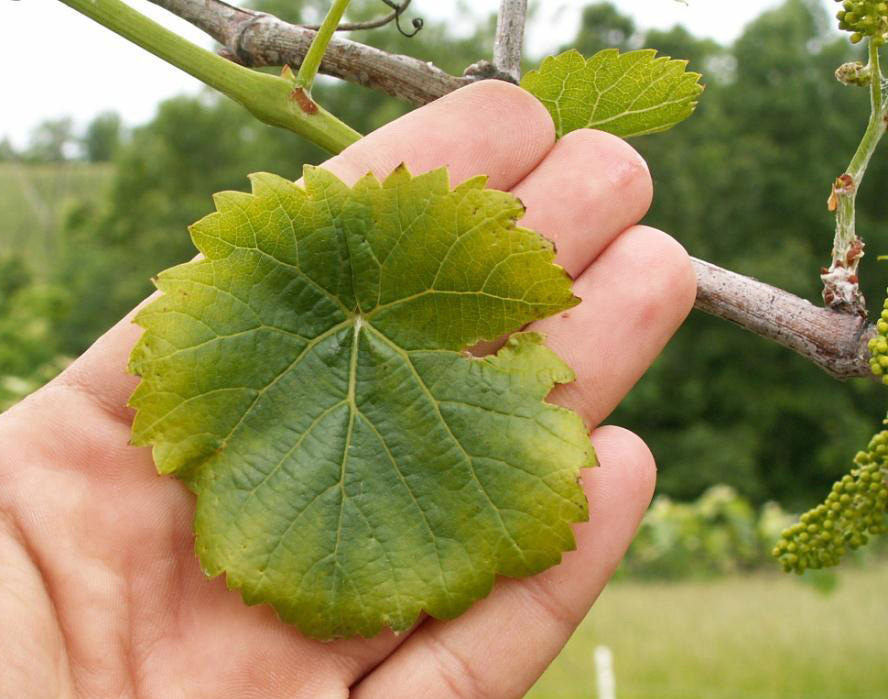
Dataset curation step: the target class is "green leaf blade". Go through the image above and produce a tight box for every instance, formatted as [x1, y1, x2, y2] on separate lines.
[129, 165, 594, 639]
[521, 48, 704, 139]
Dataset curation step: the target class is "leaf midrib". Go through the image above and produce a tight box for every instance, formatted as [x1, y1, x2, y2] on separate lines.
[329, 313, 363, 610]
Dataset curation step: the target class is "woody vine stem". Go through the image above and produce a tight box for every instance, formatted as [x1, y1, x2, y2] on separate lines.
[56, 0, 882, 380]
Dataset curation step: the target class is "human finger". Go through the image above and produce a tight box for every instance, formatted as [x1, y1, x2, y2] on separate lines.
[511, 128, 653, 278]
[533, 225, 697, 427]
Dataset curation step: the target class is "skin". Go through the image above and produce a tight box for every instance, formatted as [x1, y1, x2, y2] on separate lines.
[0, 81, 696, 699]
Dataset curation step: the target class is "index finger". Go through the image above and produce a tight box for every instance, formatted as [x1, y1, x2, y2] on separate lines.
[55, 80, 556, 420]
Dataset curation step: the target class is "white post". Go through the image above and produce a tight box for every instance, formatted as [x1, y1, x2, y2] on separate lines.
[594, 645, 616, 699]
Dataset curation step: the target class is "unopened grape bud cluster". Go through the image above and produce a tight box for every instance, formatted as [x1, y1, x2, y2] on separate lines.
[773, 429, 888, 573]
[868, 296, 888, 380]
[835, 0, 888, 44]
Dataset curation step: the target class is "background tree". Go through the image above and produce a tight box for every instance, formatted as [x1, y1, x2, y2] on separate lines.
[83, 111, 123, 162]
[0, 138, 16, 162]
[23, 117, 77, 163]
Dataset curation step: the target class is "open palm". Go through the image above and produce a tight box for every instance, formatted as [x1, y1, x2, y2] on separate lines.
[0, 82, 695, 699]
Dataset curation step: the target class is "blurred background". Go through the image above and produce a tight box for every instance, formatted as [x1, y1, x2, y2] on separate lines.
[2, 0, 887, 696]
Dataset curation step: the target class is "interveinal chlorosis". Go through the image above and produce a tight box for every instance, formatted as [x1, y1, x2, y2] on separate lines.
[127, 165, 595, 639]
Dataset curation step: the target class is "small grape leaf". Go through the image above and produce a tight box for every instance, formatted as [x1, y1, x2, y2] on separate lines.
[520, 48, 704, 139]
[128, 165, 595, 640]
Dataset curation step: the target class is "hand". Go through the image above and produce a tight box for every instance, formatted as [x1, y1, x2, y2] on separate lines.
[0, 81, 695, 699]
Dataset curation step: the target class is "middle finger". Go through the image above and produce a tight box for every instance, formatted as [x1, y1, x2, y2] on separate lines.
[512, 128, 653, 278]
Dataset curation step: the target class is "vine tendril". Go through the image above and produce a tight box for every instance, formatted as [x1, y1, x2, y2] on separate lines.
[302, 0, 423, 37]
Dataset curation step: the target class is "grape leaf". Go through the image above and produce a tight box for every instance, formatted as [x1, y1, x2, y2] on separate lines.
[520, 48, 703, 139]
[127, 165, 595, 640]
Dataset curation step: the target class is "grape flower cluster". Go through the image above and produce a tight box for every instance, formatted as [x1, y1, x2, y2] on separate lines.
[867, 295, 888, 381]
[835, 0, 888, 44]
[773, 429, 888, 573]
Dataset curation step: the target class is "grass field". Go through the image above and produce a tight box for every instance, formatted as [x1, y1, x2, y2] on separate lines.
[527, 565, 888, 699]
[0, 162, 111, 266]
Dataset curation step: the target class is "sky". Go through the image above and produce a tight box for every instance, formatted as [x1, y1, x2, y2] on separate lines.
[0, 0, 823, 147]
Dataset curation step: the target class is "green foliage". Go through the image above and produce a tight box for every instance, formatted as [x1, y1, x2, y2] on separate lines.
[128, 165, 592, 639]
[565, 2, 637, 57]
[520, 48, 703, 138]
[23, 117, 77, 163]
[0, 254, 71, 410]
[0, 164, 108, 412]
[774, 427, 888, 573]
[835, 0, 888, 44]
[0, 162, 111, 261]
[0, 254, 30, 301]
[0, 138, 15, 162]
[621, 486, 794, 579]
[83, 112, 122, 163]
